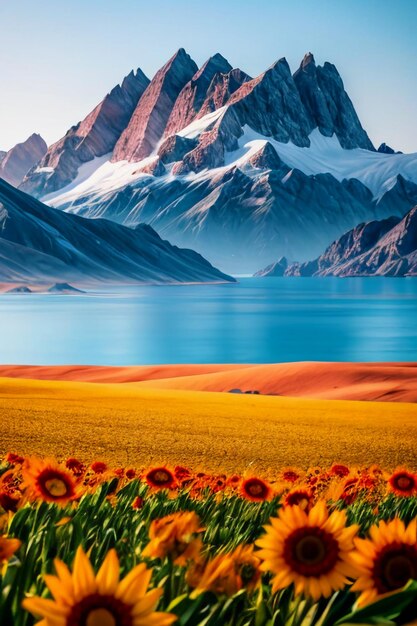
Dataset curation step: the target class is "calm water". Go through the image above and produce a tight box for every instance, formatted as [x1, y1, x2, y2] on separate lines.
[1, 278, 417, 365]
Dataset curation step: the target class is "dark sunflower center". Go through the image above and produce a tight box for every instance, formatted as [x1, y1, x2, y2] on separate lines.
[287, 492, 309, 508]
[395, 474, 414, 491]
[38, 470, 73, 500]
[245, 480, 267, 498]
[67, 593, 133, 626]
[155, 471, 169, 482]
[374, 544, 417, 593]
[284, 526, 339, 576]
[240, 563, 256, 585]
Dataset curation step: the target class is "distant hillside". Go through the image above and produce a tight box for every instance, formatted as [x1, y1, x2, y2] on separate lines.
[0, 178, 234, 285]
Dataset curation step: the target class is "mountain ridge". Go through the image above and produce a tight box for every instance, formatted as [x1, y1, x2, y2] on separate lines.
[256, 205, 417, 277]
[0, 178, 234, 284]
[16, 48, 417, 273]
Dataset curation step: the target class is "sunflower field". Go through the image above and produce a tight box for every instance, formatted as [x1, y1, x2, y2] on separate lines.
[1, 454, 417, 625]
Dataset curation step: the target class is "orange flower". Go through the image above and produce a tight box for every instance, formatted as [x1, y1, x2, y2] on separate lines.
[22, 457, 81, 506]
[0, 535, 21, 563]
[226, 474, 241, 489]
[388, 468, 417, 497]
[350, 518, 417, 606]
[143, 511, 203, 565]
[144, 466, 176, 490]
[132, 496, 144, 510]
[240, 477, 273, 502]
[256, 502, 359, 600]
[23, 546, 176, 626]
[189, 544, 261, 597]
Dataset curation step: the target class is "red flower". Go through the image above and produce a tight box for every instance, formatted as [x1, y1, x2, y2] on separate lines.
[5, 452, 24, 465]
[145, 466, 176, 490]
[90, 461, 108, 474]
[330, 464, 350, 478]
[65, 457, 86, 477]
[132, 496, 144, 510]
[240, 477, 272, 502]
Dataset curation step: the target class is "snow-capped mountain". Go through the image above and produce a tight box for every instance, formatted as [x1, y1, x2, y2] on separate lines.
[0, 178, 233, 285]
[256, 205, 417, 277]
[0, 134, 47, 186]
[20, 50, 417, 274]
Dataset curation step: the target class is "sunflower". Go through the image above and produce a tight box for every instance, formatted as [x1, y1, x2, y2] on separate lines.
[350, 517, 417, 607]
[22, 457, 81, 506]
[65, 457, 86, 477]
[5, 452, 24, 465]
[188, 544, 261, 597]
[388, 469, 417, 497]
[23, 546, 176, 626]
[144, 467, 176, 490]
[256, 502, 359, 600]
[240, 477, 273, 502]
[143, 511, 203, 565]
[330, 464, 350, 478]
[90, 461, 108, 474]
[0, 535, 21, 563]
[279, 467, 302, 484]
[283, 488, 313, 511]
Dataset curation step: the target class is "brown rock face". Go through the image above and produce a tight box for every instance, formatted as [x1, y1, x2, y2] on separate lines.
[164, 53, 232, 137]
[0, 134, 47, 187]
[112, 49, 198, 162]
[20, 69, 149, 196]
[199, 68, 251, 117]
[280, 206, 417, 277]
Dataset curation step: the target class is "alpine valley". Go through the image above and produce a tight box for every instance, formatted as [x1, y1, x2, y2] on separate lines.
[12, 48, 416, 276]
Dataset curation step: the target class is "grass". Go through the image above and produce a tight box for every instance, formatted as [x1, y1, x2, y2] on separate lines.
[1, 376, 416, 473]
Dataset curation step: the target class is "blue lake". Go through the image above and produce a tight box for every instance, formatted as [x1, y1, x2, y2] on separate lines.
[1, 278, 417, 365]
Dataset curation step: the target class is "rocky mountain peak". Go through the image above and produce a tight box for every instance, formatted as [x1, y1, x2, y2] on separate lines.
[164, 53, 232, 137]
[299, 52, 316, 70]
[20, 67, 150, 196]
[112, 49, 198, 162]
[293, 54, 374, 150]
[0, 134, 47, 187]
[198, 67, 251, 117]
[227, 56, 312, 146]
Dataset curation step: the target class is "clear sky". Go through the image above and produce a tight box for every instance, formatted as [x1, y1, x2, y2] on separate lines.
[1, 0, 416, 153]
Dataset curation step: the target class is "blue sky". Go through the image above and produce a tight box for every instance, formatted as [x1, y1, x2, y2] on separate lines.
[1, 0, 416, 152]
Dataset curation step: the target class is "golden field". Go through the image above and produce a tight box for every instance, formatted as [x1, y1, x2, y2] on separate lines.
[1, 375, 416, 473]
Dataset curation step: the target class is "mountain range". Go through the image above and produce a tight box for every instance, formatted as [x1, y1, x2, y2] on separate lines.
[13, 48, 417, 275]
[256, 205, 417, 277]
[0, 178, 233, 285]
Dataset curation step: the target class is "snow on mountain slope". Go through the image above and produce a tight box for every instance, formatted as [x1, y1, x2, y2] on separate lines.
[224, 127, 417, 198]
[47, 119, 417, 208]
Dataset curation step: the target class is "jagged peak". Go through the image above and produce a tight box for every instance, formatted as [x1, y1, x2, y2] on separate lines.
[301, 52, 316, 68]
[168, 47, 195, 67]
[267, 56, 291, 75]
[192, 53, 232, 83]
